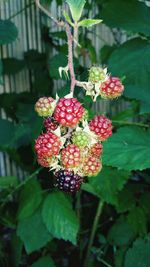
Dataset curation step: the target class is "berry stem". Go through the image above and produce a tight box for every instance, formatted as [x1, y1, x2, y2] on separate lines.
[66, 24, 76, 93]
[83, 200, 104, 267]
[35, 0, 64, 27]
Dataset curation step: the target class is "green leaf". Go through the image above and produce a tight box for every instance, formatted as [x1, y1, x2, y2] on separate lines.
[82, 167, 129, 205]
[107, 217, 135, 246]
[66, 0, 86, 22]
[108, 38, 150, 113]
[17, 208, 52, 254]
[125, 234, 150, 267]
[42, 192, 79, 245]
[81, 183, 99, 197]
[2, 58, 25, 75]
[115, 186, 136, 213]
[12, 123, 32, 148]
[49, 53, 79, 80]
[30, 256, 56, 267]
[0, 176, 18, 190]
[78, 19, 102, 27]
[0, 176, 18, 189]
[127, 206, 147, 235]
[17, 179, 42, 221]
[101, 0, 150, 36]
[24, 50, 46, 70]
[100, 45, 117, 65]
[103, 126, 150, 171]
[0, 119, 16, 150]
[140, 192, 150, 220]
[0, 19, 18, 45]
[49, 53, 67, 80]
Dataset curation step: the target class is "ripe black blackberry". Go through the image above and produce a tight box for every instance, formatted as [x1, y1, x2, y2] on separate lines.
[55, 170, 83, 193]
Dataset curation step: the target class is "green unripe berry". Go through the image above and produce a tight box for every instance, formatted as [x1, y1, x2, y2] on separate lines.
[72, 131, 89, 148]
[88, 67, 107, 83]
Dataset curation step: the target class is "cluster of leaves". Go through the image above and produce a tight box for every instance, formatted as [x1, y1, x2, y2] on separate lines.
[0, 0, 150, 267]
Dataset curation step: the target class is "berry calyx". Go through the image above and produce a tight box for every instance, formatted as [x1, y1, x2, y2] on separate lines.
[35, 97, 55, 117]
[44, 117, 58, 132]
[82, 156, 102, 177]
[35, 132, 61, 158]
[72, 131, 89, 148]
[61, 144, 81, 169]
[55, 169, 83, 193]
[54, 98, 85, 127]
[88, 67, 108, 83]
[89, 115, 112, 141]
[90, 142, 103, 158]
[100, 77, 124, 99]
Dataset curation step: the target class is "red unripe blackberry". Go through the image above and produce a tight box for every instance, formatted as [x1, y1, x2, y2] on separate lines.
[89, 115, 112, 141]
[90, 142, 103, 158]
[44, 117, 58, 132]
[35, 97, 55, 117]
[55, 169, 83, 193]
[100, 77, 124, 99]
[82, 156, 102, 177]
[54, 98, 85, 127]
[37, 156, 52, 168]
[61, 144, 81, 169]
[35, 132, 61, 158]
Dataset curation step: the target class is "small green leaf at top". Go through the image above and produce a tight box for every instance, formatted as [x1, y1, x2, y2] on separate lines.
[63, 11, 73, 26]
[78, 19, 102, 27]
[66, 0, 86, 22]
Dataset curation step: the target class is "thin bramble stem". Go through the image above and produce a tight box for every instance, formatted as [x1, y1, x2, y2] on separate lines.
[83, 200, 104, 267]
[1, 167, 42, 207]
[112, 120, 149, 128]
[35, 0, 64, 27]
[65, 24, 77, 93]
[8, 1, 34, 20]
[98, 258, 113, 267]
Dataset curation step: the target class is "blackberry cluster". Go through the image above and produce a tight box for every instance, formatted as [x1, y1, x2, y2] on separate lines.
[35, 94, 113, 193]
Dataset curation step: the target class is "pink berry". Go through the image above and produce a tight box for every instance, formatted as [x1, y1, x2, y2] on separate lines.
[100, 77, 124, 99]
[89, 115, 112, 141]
[90, 142, 103, 158]
[61, 144, 81, 169]
[35, 132, 61, 158]
[82, 156, 102, 177]
[54, 98, 85, 127]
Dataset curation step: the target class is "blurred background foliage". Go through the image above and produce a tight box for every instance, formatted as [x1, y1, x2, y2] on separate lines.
[0, 0, 150, 266]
